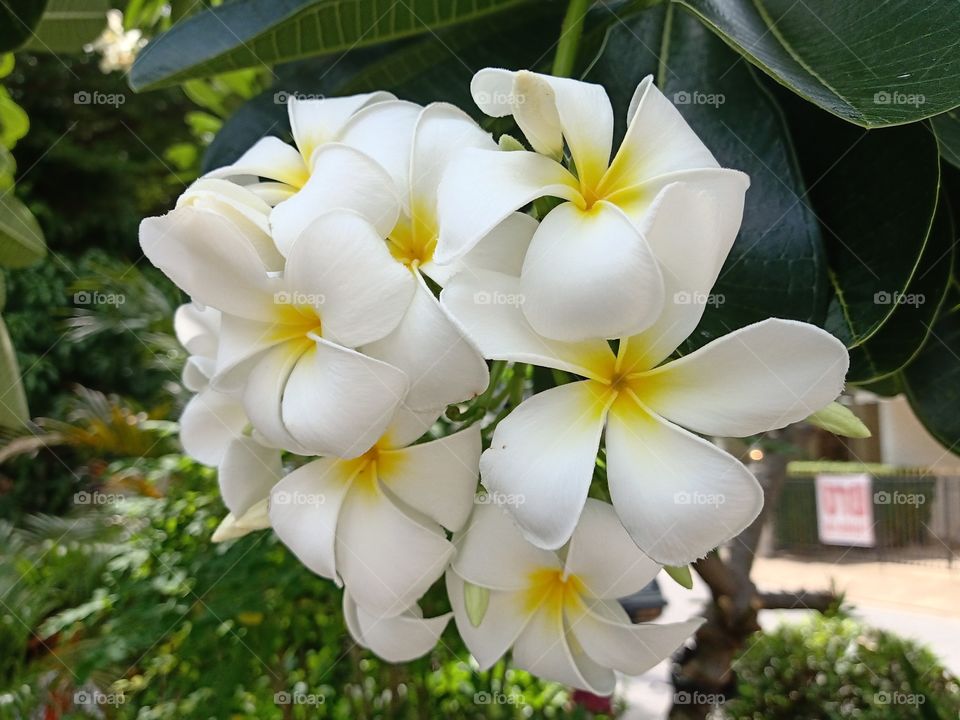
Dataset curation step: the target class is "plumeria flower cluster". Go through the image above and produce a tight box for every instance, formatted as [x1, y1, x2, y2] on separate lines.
[141, 68, 849, 691]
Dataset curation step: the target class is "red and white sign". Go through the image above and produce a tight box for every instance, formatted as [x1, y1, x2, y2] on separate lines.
[815, 474, 876, 547]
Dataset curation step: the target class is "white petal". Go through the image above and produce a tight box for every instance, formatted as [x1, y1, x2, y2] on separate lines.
[427, 211, 537, 285]
[182, 356, 213, 393]
[288, 92, 394, 167]
[362, 274, 488, 410]
[481, 380, 609, 550]
[340, 100, 421, 204]
[471, 69, 521, 117]
[564, 499, 660, 599]
[568, 597, 702, 678]
[205, 136, 308, 188]
[446, 570, 533, 670]
[605, 396, 763, 565]
[452, 502, 559, 591]
[213, 313, 297, 393]
[269, 458, 355, 581]
[217, 435, 282, 516]
[246, 181, 296, 206]
[336, 479, 453, 617]
[211, 500, 270, 543]
[284, 210, 415, 348]
[343, 591, 450, 663]
[270, 144, 400, 255]
[642, 318, 849, 437]
[174, 303, 219, 358]
[282, 337, 408, 459]
[440, 270, 615, 380]
[380, 405, 443, 449]
[435, 148, 579, 265]
[140, 207, 279, 322]
[179, 387, 249, 466]
[241, 340, 312, 454]
[520, 200, 664, 342]
[378, 423, 480, 532]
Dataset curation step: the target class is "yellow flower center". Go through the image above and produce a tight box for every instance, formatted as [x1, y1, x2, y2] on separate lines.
[523, 568, 586, 618]
[387, 203, 437, 270]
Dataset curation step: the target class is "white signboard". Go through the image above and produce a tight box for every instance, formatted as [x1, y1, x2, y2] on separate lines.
[815, 474, 876, 547]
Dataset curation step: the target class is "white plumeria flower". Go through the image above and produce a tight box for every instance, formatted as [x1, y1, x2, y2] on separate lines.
[269, 410, 480, 618]
[173, 302, 280, 542]
[436, 68, 749, 343]
[205, 93, 394, 205]
[343, 591, 450, 663]
[447, 500, 702, 695]
[440, 186, 849, 562]
[142, 189, 416, 459]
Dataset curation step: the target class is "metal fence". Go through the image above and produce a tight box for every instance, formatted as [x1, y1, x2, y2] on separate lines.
[772, 473, 960, 568]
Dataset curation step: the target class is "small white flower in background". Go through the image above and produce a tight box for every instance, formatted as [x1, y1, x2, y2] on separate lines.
[86, 9, 146, 74]
[436, 68, 748, 343]
[447, 500, 702, 694]
[268, 410, 480, 618]
[441, 184, 850, 562]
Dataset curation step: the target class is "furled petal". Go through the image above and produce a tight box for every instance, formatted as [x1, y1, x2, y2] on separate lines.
[288, 91, 394, 166]
[377, 423, 480, 532]
[211, 499, 270, 542]
[435, 148, 579, 265]
[380, 405, 443, 449]
[270, 144, 401, 255]
[642, 319, 849, 437]
[440, 270, 615, 380]
[564, 499, 660, 599]
[217, 435, 282, 517]
[174, 303, 219, 359]
[472, 68, 562, 157]
[343, 591, 450, 663]
[282, 336, 408, 459]
[340, 100, 421, 203]
[246, 181, 296, 207]
[568, 596, 702, 678]
[452, 502, 559, 591]
[241, 339, 312, 454]
[140, 207, 279, 321]
[426, 212, 537, 285]
[446, 571, 533, 670]
[269, 457, 355, 581]
[205, 136, 308, 188]
[179, 387, 249, 466]
[284, 210, 415, 348]
[362, 273, 488, 410]
[605, 396, 763, 564]
[520, 200, 664, 342]
[336, 478, 453, 617]
[480, 380, 610, 550]
[213, 313, 299, 393]
[182, 356, 213, 393]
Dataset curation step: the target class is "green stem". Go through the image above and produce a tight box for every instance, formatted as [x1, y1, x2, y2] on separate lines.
[551, 0, 590, 77]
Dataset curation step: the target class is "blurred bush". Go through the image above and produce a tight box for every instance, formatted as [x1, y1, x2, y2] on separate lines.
[718, 613, 960, 719]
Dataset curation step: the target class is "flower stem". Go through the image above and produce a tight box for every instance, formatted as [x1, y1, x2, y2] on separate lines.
[551, 0, 590, 77]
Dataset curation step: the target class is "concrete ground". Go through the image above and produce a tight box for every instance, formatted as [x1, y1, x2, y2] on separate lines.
[618, 557, 960, 719]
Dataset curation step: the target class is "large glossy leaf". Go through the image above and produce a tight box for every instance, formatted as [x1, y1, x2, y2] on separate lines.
[586, 4, 826, 351]
[129, 0, 535, 91]
[678, 0, 960, 128]
[900, 309, 960, 456]
[0, 1, 48, 52]
[933, 110, 960, 171]
[0, 194, 47, 268]
[783, 99, 940, 348]
[0, 315, 29, 429]
[23, 0, 109, 53]
[847, 203, 954, 384]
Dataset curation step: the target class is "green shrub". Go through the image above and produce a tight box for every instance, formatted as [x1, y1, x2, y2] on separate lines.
[719, 614, 960, 719]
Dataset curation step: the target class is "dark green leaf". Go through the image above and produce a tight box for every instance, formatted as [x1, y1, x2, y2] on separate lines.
[23, 0, 109, 53]
[129, 0, 535, 91]
[0, 0, 48, 53]
[0, 315, 28, 428]
[678, 0, 960, 127]
[933, 109, 960, 171]
[0, 193, 47, 268]
[586, 4, 826, 351]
